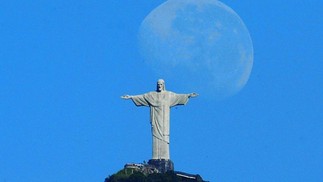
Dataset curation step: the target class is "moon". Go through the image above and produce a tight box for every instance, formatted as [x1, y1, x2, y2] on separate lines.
[138, 0, 253, 100]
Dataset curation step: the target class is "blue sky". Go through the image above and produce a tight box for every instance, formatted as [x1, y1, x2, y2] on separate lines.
[0, 0, 322, 182]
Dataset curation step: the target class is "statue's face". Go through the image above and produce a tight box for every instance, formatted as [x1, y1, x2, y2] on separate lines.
[157, 81, 164, 92]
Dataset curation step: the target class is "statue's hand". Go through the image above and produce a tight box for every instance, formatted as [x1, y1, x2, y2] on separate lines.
[121, 95, 132, 99]
[189, 93, 199, 98]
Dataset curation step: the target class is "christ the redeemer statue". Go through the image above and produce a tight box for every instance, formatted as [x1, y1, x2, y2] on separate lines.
[121, 79, 198, 161]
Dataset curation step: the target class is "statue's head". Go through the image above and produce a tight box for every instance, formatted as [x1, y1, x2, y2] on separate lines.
[156, 79, 166, 92]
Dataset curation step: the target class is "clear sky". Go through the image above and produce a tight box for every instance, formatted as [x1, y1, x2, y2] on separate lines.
[0, 0, 322, 182]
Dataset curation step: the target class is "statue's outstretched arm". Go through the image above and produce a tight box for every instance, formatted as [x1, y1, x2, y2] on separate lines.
[188, 93, 199, 98]
[121, 95, 132, 99]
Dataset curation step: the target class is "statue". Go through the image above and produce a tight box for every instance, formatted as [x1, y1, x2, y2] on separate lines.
[121, 79, 198, 161]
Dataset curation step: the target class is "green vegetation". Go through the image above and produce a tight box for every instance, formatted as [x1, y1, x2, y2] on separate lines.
[105, 169, 204, 182]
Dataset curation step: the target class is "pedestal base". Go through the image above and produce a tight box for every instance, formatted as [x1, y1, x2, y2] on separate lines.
[148, 159, 174, 173]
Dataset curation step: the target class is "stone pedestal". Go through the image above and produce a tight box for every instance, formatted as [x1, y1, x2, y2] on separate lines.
[148, 159, 174, 173]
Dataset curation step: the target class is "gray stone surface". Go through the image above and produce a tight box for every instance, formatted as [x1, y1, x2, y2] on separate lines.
[122, 79, 198, 160]
[148, 159, 174, 173]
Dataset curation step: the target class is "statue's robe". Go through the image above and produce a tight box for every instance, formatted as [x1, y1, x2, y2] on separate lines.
[131, 91, 189, 160]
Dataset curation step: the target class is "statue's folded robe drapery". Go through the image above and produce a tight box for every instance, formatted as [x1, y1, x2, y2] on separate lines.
[131, 91, 190, 159]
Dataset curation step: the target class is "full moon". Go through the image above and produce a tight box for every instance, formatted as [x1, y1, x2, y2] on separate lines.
[138, 0, 253, 100]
